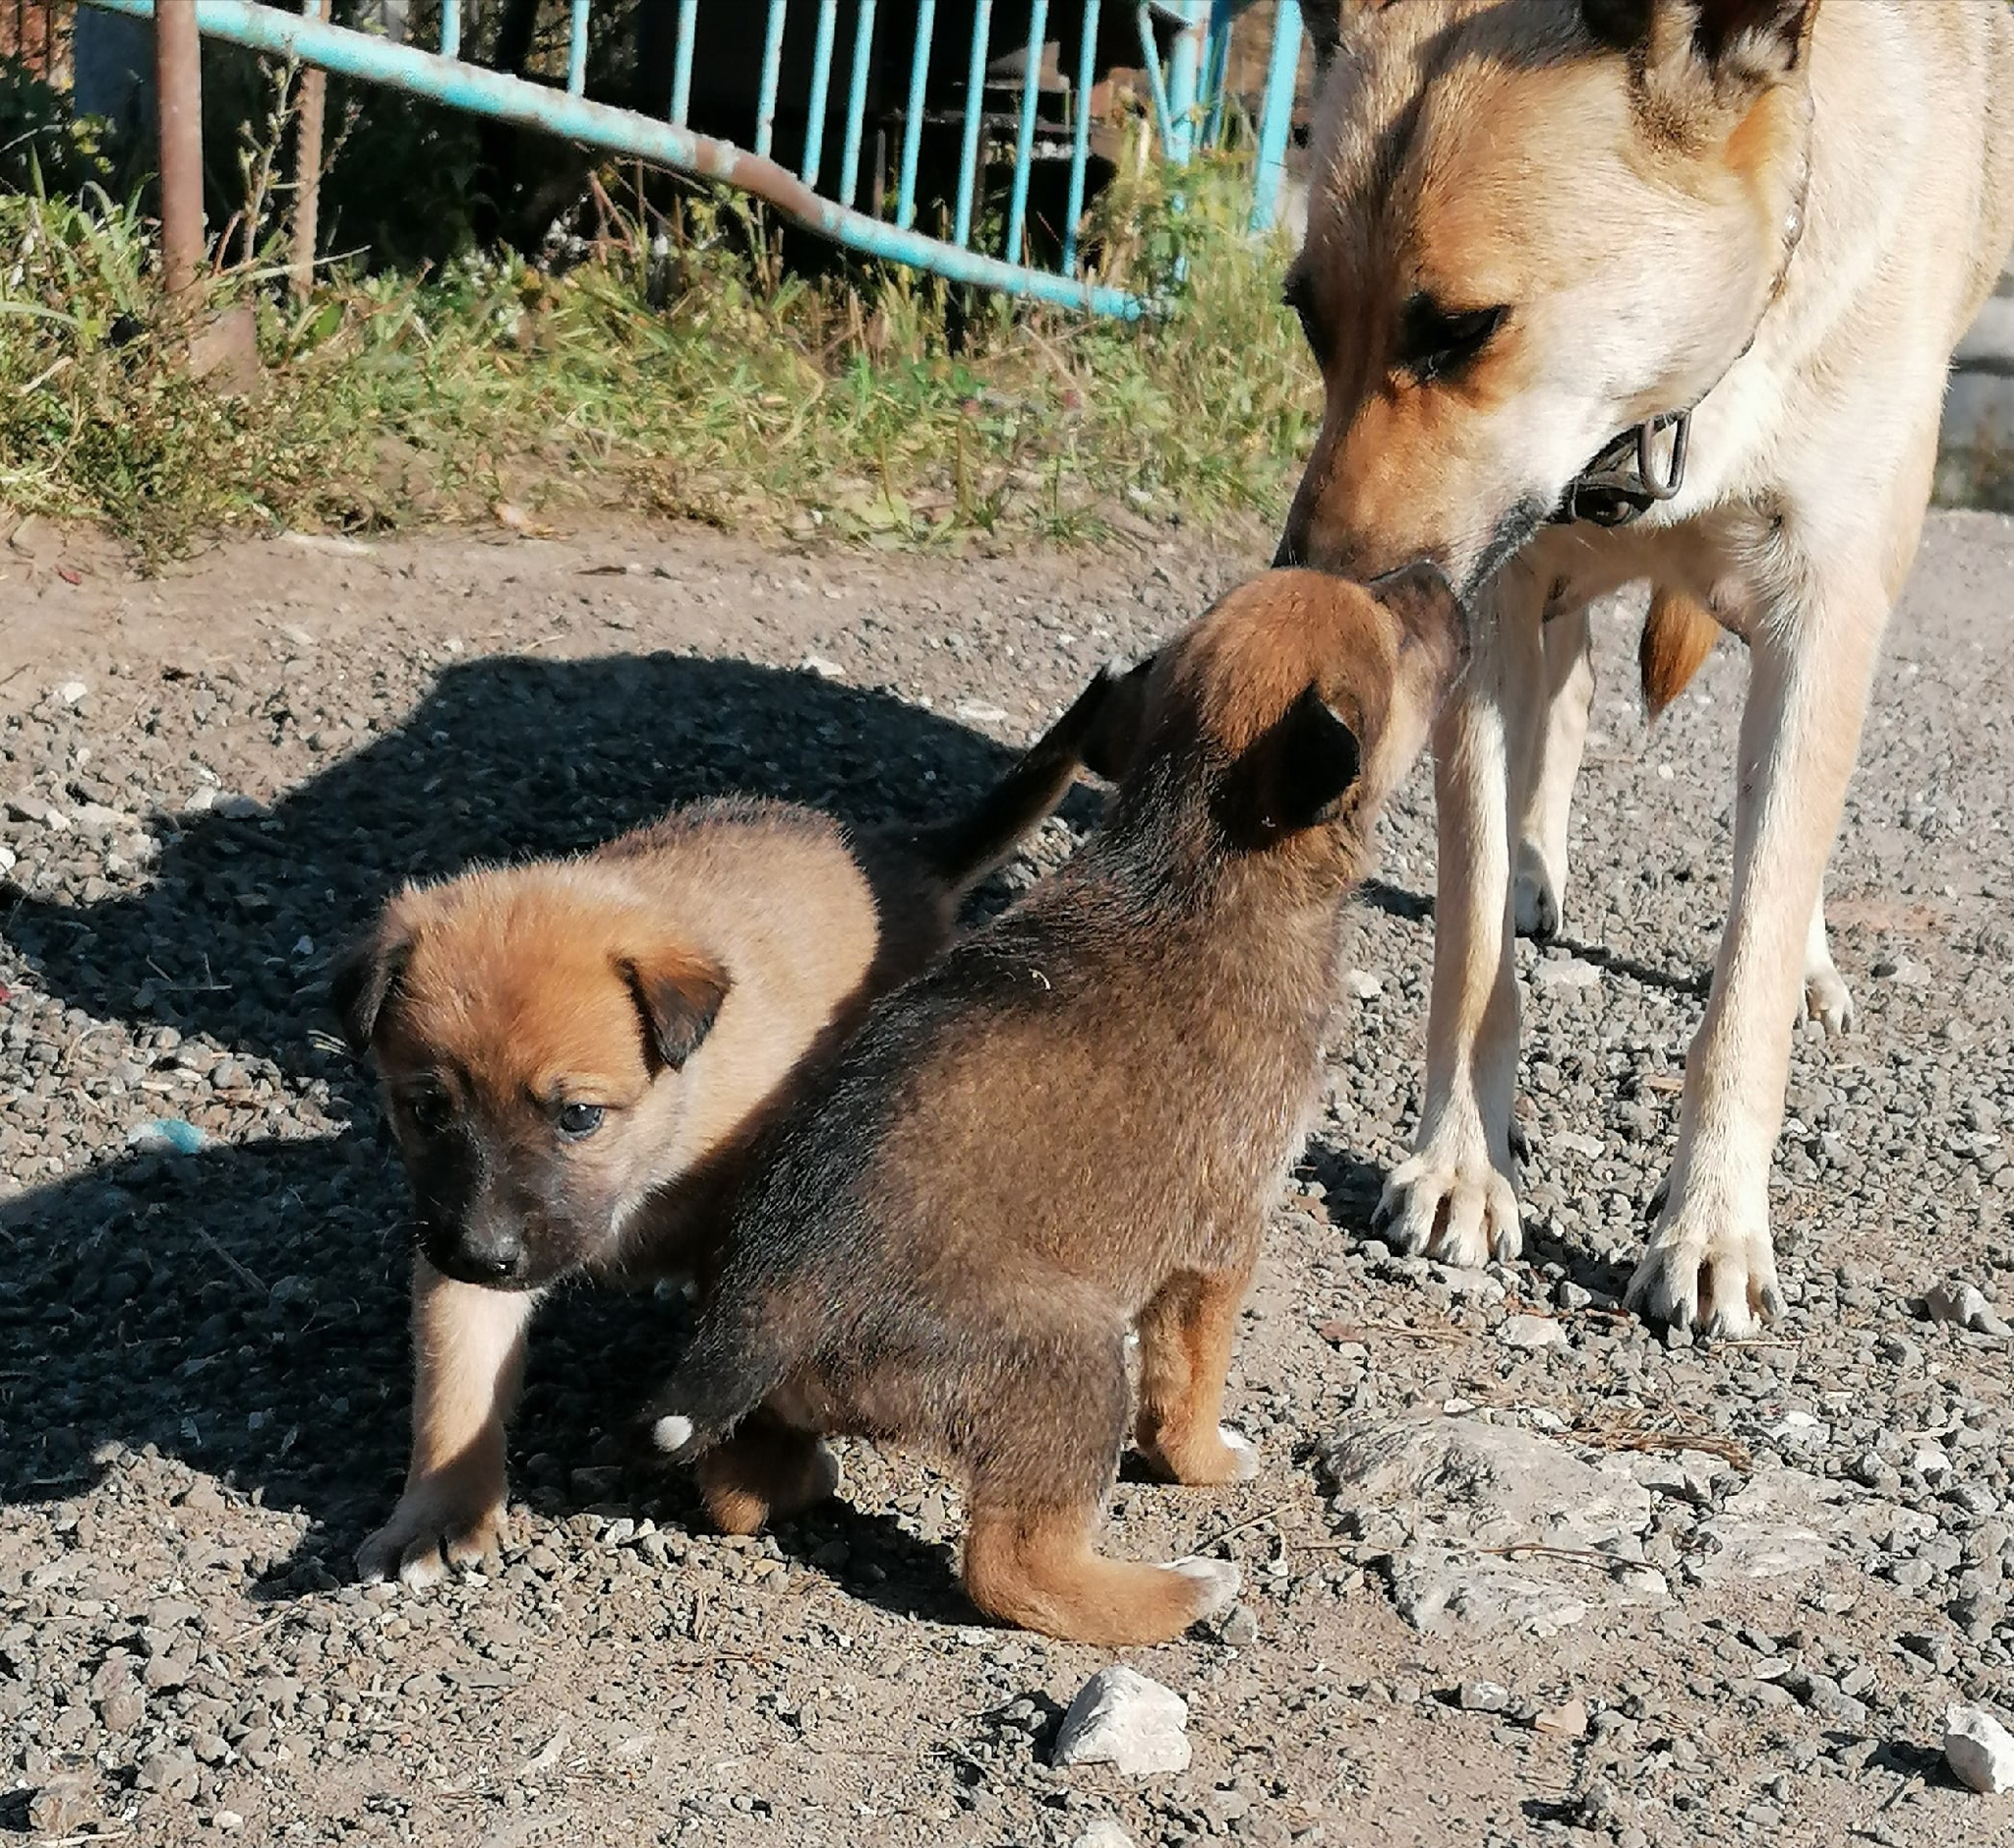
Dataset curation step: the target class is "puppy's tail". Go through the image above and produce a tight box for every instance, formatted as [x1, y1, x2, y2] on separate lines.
[910, 659, 1143, 900]
[643, 1307, 796, 1464]
[1638, 586, 1720, 723]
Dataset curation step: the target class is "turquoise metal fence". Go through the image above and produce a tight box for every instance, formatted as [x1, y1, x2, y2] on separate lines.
[83, 0, 1308, 317]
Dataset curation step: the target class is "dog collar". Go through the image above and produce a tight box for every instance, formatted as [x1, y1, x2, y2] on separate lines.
[1550, 178, 1807, 532]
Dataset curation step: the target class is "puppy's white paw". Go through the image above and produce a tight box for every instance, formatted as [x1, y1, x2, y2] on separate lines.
[651, 1414, 694, 1455]
[1626, 1203, 1782, 1341]
[1168, 1556, 1243, 1621]
[1376, 1141, 1522, 1268]
[1511, 859, 1563, 942]
[355, 1491, 505, 1589]
[1216, 1426, 1261, 1483]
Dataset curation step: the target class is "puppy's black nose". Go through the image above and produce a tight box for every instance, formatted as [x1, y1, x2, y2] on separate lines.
[461, 1246, 521, 1282]
[430, 1230, 526, 1285]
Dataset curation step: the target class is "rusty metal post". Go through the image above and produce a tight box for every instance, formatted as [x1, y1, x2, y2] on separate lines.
[289, 0, 331, 300]
[155, 0, 207, 302]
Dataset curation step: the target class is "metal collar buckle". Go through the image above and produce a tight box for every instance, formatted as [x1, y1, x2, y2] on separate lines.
[1549, 408, 1691, 529]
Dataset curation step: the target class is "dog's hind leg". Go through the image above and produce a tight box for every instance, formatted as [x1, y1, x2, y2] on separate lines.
[958, 1316, 1239, 1644]
[1512, 603, 1595, 943]
[1802, 885, 1855, 1035]
[697, 1405, 841, 1536]
[1375, 565, 1540, 1269]
[1133, 1263, 1259, 1486]
[1627, 547, 1894, 1340]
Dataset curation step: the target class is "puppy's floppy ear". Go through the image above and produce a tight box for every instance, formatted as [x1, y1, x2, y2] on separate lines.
[1219, 684, 1362, 846]
[620, 950, 729, 1074]
[1077, 656, 1155, 785]
[329, 914, 412, 1057]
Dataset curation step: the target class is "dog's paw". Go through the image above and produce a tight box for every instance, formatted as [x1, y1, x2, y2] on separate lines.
[1375, 1145, 1522, 1268]
[1625, 1205, 1782, 1341]
[356, 1491, 506, 1589]
[1803, 963, 1856, 1037]
[1167, 1556, 1243, 1624]
[1511, 859, 1562, 942]
[1216, 1426, 1261, 1483]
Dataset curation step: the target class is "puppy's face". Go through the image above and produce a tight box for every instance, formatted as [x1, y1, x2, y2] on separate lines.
[332, 870, 727, 1290]
[1278, 0, 1816, 590]
[1100, 566, 1464, 864]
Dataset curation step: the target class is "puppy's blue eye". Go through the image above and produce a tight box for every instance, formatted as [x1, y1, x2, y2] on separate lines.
[558, 1103, 605, 1140]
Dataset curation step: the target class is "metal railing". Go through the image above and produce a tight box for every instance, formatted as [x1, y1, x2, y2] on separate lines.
[81, 0, 1310, 317]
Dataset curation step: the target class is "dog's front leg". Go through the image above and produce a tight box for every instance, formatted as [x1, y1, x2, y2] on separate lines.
[1627, 571, 1884, 1337]
[1374, 567, 1543, 1266]
[1512, 604, 1595, 943]
[356, 1259, 538, 1585]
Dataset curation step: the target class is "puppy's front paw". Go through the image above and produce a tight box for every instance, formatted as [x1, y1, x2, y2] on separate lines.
[356, 1489, 506, 1588]
[1375, 1141, 1522, 1268]
[1625, 1203, 1782, 1341]
[1803, 963, 1856, 1037]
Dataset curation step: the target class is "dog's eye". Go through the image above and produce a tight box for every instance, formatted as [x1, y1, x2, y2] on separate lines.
[402, 1090, 451, 1136]
[557, 1103, 605, 1141]
[1397, 296, 1508, 385]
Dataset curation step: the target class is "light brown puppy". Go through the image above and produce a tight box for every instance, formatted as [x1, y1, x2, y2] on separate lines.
[643, 567, 1462, 1646]
[336, 678, 1116, 1585]
[1278, 0, 2014, 1335]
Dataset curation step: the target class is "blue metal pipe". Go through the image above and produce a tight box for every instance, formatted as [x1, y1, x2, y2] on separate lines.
[1249, 0, 1301, 232]
[1163, 0, 1204, 165]
[951, 0, 991, 249]
[754, 0, 788, 159]
[671, 0, 696, 123]
[895, 0, 935, 229]
[1059, 0, 1098, 274]
[1202, 0, 1230, 148]
[838, 0, 877, 208]
[800, 0, 840, 185]
[1002, 0, 1047, 264]
[89, 0, 1145, 316]
[439, 0, 459, 61]
[566, 0, 590, 95]
[1135, 2, 1173, 155]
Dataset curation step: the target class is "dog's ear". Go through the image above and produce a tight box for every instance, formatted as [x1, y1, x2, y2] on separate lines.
[1077, 656, 1156, 785]
[1220, 684, 1363, 845]
[329, 915, 413, 1058]
[620, 950, 729, 1074]
[1583, 0, 1818, 82]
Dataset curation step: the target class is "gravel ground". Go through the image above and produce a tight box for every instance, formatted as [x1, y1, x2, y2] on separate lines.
[2, 509, 2012, 1847]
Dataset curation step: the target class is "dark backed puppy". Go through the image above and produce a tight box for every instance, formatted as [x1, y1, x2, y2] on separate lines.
[644, 566, 1462, 1646]
[335, 674, 1117, 1586]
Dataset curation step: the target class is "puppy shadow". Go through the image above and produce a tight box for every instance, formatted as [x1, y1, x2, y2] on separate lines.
[1548, 933, 1709, 1000]
[0, 652, 1095, 1571]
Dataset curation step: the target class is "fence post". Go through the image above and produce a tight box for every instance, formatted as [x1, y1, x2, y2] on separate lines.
[291, 0, 332, 301]
[1249, 0, 1301, 233]
[1163, 0, 1206, 165]
[154, 0, 207, 302]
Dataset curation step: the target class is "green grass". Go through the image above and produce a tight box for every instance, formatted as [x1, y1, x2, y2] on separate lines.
[0, 160, 1319, 564]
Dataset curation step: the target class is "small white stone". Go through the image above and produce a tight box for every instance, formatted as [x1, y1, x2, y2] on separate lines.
[1529, 956, 1601, 991]
[955, 700, 1008, 725]
[1912, 1445, 1952, 1483]
[57, 680, 89, 704]
[1052, 1666, 1191, 1776]
[1069, 1822, 1137, 1848]
[1925, 1280, 2013, 1338]
[801, 654, 846, 680]
[1343, 969, 1384, 1000]
[1500, 1314, 1568, 1351]
[213, 1812, 244, 1833]
[1945, 1704, 2014, 1795]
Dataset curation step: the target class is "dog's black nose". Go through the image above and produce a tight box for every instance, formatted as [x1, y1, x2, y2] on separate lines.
[461, 1246, 521, 1282]
[429, 1231, 526, 1286]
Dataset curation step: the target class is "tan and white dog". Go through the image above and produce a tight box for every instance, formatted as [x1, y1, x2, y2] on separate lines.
[1276, 0, 2014, 1335]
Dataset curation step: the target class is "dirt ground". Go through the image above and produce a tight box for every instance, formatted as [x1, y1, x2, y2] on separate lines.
[2, 510, 2012, 1848]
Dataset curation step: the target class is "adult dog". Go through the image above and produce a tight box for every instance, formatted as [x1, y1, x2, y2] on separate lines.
[1275, 0, 2014, 1335]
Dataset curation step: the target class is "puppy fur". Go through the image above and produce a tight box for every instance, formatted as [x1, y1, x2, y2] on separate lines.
[642, 567, 1463, 1646]
[337, 676, 1115, 1585]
